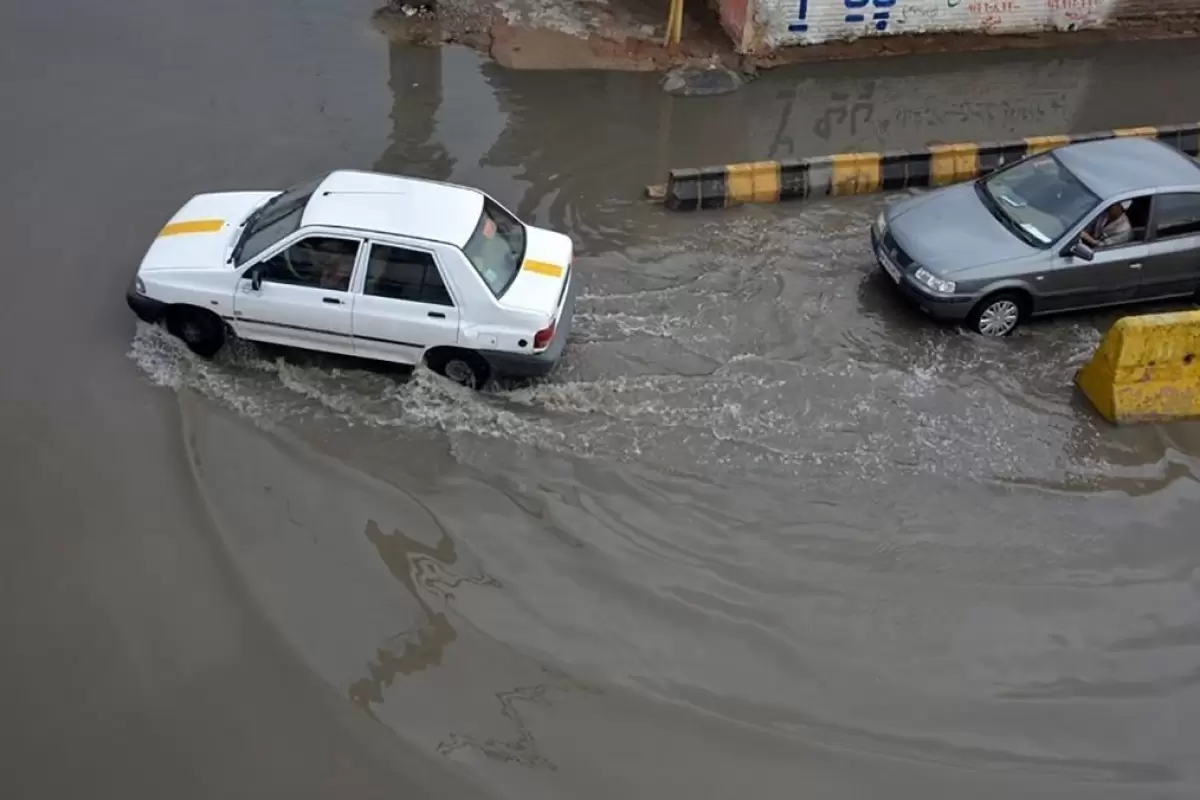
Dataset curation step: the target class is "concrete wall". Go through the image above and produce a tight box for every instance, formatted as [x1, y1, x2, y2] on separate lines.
[716, 0, 1200, 52]
[753, 56, 1095, 158]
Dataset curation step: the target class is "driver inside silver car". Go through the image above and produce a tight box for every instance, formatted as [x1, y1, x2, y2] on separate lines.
[1080, 201, 1133, 249]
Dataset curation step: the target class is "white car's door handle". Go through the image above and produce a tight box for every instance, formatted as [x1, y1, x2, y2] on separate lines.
[1129, 263, 1143, 270]
[322, 297, 343, 305]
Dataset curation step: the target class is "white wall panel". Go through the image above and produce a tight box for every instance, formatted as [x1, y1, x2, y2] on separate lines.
[750, 0, 1119, 49]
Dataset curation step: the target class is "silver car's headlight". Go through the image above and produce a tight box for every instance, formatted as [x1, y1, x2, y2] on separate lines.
[873, 211, 886, 233]
[914, 267, 955, 294]
[135, 277, 147, 295]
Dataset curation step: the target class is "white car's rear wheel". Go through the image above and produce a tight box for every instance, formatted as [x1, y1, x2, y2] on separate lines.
[426, 349, 490, 390]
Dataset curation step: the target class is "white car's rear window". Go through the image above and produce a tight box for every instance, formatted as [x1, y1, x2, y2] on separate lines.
[462, 198, 526, 297]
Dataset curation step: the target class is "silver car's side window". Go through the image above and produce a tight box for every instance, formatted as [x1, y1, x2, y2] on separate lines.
[1080, 195, 1151, 251]
[1151, 193, 1200, 241]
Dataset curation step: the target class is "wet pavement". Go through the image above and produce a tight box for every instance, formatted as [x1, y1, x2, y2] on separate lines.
[4, 1, 1200, 797]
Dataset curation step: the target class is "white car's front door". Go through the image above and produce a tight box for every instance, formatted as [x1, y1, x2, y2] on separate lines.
[232, 234, 363, 355]
[351, 241, 461, 364]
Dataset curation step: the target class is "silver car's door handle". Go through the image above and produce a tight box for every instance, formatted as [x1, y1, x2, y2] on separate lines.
[1129, 263, 1143, 269]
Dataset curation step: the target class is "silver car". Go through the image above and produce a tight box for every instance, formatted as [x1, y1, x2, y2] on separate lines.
[871, 136, 1200, 336]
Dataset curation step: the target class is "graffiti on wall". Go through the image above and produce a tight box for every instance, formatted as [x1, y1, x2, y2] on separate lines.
[769, 0, 1119, 45]
[897, 3, 942, 22]
[761, 59, 1092, 158]
[788, 0, 809, 31]
[812, 83, 878, 141]
[1047, 0, 1103, 24]
[844, 0, 898, 31]
[791, 0, 899, 32]
[965, 0, 1020, 27]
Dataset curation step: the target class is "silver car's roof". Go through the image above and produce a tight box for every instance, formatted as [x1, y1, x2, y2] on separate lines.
[1054, 137, 1200, 198]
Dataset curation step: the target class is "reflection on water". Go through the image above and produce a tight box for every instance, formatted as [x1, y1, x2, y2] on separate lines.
[348, 519, 467, 715]
[436, 678, 562, 771]
[180, 387, 1200, 795]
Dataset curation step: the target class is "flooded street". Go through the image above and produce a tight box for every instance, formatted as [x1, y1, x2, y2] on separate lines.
[4, 1, 1200, 797]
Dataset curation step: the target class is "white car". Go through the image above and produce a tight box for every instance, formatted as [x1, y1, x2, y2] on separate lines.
[126, 169, 577, 388]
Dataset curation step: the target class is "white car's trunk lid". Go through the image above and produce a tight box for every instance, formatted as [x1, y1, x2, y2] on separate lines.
[497, 225, 573, 320]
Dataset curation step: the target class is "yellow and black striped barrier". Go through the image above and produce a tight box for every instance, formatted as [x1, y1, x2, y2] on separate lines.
[649, 123, 1200, 212]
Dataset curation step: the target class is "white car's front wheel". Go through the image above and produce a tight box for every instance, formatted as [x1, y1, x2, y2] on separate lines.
[167, 306, 225, 358]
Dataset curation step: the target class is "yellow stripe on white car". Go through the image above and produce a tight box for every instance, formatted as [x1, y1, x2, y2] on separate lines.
[158, 218, 225, 237]
[523, 259, 564, 278]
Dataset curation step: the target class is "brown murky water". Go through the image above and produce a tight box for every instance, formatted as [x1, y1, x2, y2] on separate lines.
[4, 1, 1200, 797]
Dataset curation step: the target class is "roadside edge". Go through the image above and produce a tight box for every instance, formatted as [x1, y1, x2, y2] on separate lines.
[650, 123, 1200, 211]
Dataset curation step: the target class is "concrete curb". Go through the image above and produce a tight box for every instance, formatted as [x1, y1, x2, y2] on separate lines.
[1077, 310, 1200, 424]
[648, 123, 1200, 212]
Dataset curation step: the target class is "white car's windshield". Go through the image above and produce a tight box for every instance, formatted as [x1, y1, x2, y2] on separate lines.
[462, 198, 526, 297]
[234, 175, 325, 265]
[978, 153, 1099, 247]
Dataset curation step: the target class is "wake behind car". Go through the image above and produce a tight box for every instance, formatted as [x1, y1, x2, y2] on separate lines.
[872, 136, 1200, 336]
[126, 170, 577, 388]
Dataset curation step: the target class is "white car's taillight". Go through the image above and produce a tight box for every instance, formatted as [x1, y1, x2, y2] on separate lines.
[533, 319, 556, 350]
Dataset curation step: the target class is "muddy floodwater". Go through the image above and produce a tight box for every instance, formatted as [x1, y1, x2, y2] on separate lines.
[4, 1, 1200, 798]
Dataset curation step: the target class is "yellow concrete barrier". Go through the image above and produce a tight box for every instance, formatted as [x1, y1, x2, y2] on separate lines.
[1076, 310, 1200, 424]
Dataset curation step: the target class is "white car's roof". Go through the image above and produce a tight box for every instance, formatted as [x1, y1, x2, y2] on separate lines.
[301, 170, 485, 247]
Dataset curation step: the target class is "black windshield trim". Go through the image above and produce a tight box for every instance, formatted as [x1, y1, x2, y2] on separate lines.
[233, 175, 326, 266]
[974, 179, 1042, 248]
[976, 153, 1099, 250]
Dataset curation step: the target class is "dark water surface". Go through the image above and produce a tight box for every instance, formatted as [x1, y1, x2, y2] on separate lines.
[3, 1, 1200, 797]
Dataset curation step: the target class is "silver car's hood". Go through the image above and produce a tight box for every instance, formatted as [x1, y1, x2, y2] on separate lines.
[886, 183, 1039, 275]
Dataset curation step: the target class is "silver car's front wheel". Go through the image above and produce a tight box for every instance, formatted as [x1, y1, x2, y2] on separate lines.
[967, 294, 1024, 338]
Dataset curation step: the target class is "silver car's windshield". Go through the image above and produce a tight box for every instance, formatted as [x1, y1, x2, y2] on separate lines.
[978, 153, 1099, 248]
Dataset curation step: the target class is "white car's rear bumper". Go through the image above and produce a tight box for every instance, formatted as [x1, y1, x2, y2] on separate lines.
[480, 270, 577, 378]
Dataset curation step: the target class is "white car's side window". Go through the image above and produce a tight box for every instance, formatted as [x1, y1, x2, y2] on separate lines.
[362, 243, 455, 307]
[254, 236, 361, 292]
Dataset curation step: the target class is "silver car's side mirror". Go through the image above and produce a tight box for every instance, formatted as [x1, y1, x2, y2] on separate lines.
[1069, 240, 1095, 262]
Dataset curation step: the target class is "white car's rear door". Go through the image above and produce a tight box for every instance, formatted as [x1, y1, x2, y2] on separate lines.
[232, 234, 362, 355]
[351, 240, 461, 364]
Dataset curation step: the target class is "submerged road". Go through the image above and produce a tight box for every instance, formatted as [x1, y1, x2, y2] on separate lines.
[3, 1, 1200, 798]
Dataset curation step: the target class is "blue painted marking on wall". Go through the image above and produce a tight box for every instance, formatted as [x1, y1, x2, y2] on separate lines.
[790, 0, 901, 36]
[788, 0, 809, 32]
[845, 0, 897, 31]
